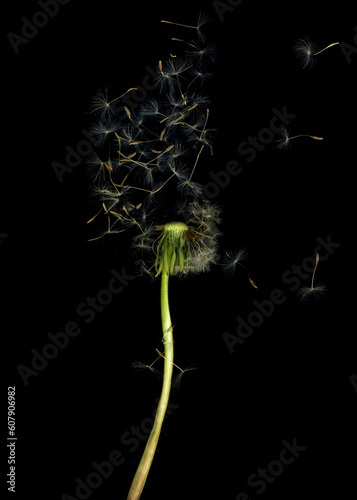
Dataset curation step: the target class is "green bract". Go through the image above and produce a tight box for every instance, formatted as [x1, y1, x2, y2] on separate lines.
[155, 222, 192, 276]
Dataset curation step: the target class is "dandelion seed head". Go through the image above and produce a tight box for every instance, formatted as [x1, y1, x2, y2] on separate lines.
[187, 245, 219, 274]
[153, 212, 220, 277]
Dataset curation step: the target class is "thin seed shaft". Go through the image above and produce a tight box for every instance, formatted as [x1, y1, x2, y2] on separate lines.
[313, 42, 339, 56]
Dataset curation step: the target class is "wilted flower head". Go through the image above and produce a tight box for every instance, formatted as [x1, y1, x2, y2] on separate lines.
[87, 14, 220, 277]
[154, 217, 219, 277]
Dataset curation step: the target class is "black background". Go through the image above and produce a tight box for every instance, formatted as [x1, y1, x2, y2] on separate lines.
[3, 1, 356, 499]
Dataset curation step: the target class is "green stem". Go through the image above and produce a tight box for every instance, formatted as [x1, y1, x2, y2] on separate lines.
[127, 270, 174, 500]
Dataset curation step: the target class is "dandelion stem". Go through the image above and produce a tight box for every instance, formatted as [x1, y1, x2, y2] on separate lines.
[127, 270, 174, 500]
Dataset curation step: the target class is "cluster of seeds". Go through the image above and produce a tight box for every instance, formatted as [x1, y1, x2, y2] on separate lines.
[87, 14, 221, 276]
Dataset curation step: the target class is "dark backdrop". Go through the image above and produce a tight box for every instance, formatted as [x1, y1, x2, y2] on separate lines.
[3, 1, 356, 499]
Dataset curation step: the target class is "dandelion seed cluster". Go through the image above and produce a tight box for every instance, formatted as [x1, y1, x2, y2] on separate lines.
[87, 15, 221, 276]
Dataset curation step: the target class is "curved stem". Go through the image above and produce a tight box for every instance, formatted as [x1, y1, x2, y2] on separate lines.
[127, 270, 174, 500]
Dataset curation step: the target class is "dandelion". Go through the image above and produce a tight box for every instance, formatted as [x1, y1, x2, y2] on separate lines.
[87, 15, 221, 500]
[297, 253, 327, 302]
[125, 217, 220, 500]
[276, 126, 323, 149]
[293, 36, 340, 69]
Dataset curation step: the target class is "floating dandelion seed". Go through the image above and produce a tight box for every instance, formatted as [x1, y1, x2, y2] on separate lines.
[161, 12, 210, 42]
[131, 358, 162, 379]
[276, 126, 323, 149]
[221, 248, 257, 288]
[297, 253, 327, 302]
[90, 88, 137, 119]
[221, 248, 249, 276]
[293, 37, 340, 68]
